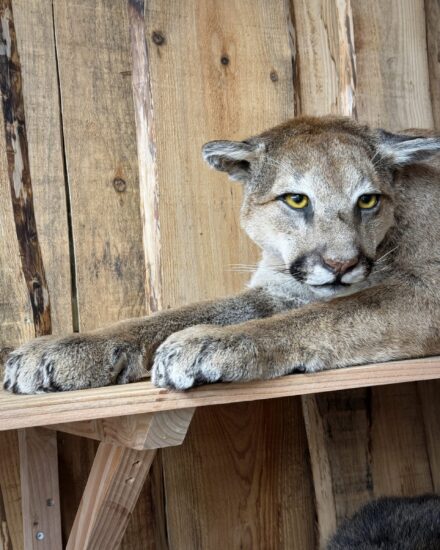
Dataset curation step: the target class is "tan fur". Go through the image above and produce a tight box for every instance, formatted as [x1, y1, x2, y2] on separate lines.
[4, 116, 440, 393]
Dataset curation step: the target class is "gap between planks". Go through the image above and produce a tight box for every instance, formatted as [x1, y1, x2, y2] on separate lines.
[0, 357, 439, 431]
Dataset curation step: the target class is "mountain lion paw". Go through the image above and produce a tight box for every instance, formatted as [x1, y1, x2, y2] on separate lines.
[151, 325, 259, 390]
[3, 333, 145, 394]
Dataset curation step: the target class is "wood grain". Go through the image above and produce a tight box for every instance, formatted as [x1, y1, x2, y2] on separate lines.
[52, 0, 146, 330]
[0, 0, 52, 337]
[49, 409, 195, 450]
[66, 443, 156, 550]
[1, 358, 439, 431]
[352, 0, 433, 130]
[18, 428, 62, 550]
[13, 0, 72, 336]
[0, 432, 23, 550]
[302, 395, 337, 548]
[425, 0, 440, 129]
[418, 380, 440, 491]
[291, 0, 356, 116]
[52, 1, 152, 545]
[144, 0, 292, 308]
[0, 485, 13, 550]
[370, 384, 433, 496]
[163, 398, 315, 549]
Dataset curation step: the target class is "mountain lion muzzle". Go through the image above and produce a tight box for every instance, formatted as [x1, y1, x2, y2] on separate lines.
[4, 115, 440, 393]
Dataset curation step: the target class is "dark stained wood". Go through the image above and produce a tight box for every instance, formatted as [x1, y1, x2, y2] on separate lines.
[0, 0, 51, 337]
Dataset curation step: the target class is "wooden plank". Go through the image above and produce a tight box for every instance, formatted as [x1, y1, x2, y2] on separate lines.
[0, 432, 23, 550]
[13, 0, 72, 336]
[302, 395, 337, 548]
[371, 384, 433, 496]
[52, 0, 146, 330]
[418, 381, 440, 491]
[0, 0, 52, 338]
[0, 485, 13, 550]
[0, 3, 34, 354]
[425, 0, 440, 129]
[1, 358, 440, 431]
[143, 0, 292, 308]
[49, 409, 195, 450]
[291, 0, 356, 116]
[66, 443, 156, 550]
[163, 398, 316, 549]
[18, 428, 62, 550]
[52, 1, 151, 545]
[352, 0, 433, 130]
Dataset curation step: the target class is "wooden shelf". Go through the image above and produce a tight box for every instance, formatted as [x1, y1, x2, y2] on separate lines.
[1, 356, 440, 431]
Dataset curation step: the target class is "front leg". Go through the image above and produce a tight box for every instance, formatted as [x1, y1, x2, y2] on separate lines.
[153, 284, 439, 389]
[4, 287, 292, 394]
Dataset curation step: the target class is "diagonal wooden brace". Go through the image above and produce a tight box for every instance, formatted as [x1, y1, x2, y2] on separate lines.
[58, 409, 194, 550]
[18, 428, 62, 550]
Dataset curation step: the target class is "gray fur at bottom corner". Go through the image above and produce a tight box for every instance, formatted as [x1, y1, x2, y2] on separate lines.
[327, 495, 440, 550]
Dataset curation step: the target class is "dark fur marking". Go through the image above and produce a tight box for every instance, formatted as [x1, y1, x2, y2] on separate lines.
[289, 255, 307, 282]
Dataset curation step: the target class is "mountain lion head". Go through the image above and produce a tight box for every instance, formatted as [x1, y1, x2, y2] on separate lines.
[203, 116, 440, 298]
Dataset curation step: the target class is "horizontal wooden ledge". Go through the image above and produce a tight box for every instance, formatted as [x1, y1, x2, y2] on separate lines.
[1, 356, 440, 431]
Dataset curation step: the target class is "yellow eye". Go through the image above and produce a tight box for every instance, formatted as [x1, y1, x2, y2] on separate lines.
[282, 194, 309, 209]
[357, 194, 380, 210]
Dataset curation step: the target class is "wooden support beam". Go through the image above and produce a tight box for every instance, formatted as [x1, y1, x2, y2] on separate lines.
[1, 357, 440, 431]
[0, 431, 23, 550]
[18, 428, 62, 550]
[66, 443, 156, 550]
[49, 409, 195, 450]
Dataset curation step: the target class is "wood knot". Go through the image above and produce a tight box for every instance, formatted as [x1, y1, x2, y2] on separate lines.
[270, 70, 279, 82]
[220, 55, 230, 66]
[152, 31, 165, 46]
[113, 178, 127, 192]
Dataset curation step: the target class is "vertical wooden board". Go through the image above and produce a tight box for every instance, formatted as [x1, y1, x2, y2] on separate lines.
[0, 85, 33, 351]
[352, 0, 433, 130]
[0, 432, 23, 550]
[53, 0, 146, 331]
[52, 1, 152, 545]
[144, 0, 294, 307]
[418, 381, 440, 491]
[371, 384, 433, 495]
[19, 428, 62, 550]
[0, 484, 13, 550]
[291, 0, 356, 116]
[163, 398, 316, 549]
[425, 0, 440, 129]
[13, 0, 72, 336]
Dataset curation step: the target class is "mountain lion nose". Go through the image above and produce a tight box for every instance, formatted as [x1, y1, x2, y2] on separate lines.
[323, 256, 359, 275]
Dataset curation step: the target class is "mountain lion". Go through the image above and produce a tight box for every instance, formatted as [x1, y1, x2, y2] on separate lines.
[4, 116, 440, 393]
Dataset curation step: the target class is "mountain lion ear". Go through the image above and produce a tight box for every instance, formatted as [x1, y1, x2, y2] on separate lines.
[376, 130, 440, 167]
[202, 140, 265, 182]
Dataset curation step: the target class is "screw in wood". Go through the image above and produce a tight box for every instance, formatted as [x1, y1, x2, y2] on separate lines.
[36, 531, 45, 541]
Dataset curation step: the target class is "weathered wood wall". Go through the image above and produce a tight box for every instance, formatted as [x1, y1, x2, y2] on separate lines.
[0, 0, 439, 548]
